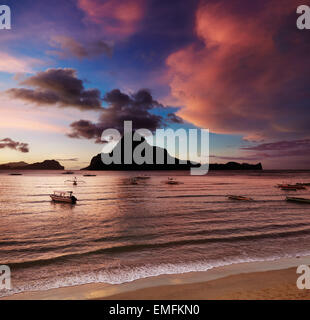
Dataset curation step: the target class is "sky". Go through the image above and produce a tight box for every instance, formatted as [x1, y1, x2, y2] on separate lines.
[0, 0, 309, 170]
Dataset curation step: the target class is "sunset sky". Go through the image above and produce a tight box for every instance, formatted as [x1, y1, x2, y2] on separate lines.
[0, 0, 309, 169]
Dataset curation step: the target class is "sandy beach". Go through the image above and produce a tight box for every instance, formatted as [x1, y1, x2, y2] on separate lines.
[2, 256, 310, 300]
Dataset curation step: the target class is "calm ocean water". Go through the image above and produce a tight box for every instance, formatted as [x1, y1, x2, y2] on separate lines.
[1, 170, 310, 297]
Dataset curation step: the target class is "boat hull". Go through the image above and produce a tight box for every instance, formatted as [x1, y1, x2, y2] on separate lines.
[228, 196, 253, 201]
[277, 184, 306, 190]
[286, 197, 310, 204]
[50, 195, 76, 204]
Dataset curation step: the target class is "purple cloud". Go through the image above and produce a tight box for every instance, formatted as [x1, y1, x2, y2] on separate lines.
[6, 68, 102, 111]
[67, 88, 181, 142]
[49, 36, 113, 59]
[241, 139, 310, 152]
[0, 138, 29, 153]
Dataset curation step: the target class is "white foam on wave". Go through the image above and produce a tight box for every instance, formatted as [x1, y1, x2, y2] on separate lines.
[1, 250, 310, 298]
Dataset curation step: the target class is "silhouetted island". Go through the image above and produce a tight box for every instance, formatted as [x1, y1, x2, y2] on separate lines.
[82, 135, 262, 171]
[0, 160, 64, 170]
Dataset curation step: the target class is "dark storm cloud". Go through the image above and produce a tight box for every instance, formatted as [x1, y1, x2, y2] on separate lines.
[0, 138, 29, 153]
[68, 120, 104, 143]
[6, 68, 102, 111]
[67, 88, 178, 142]
[50, 36, 113, 59]
[100, 89, 164, 132]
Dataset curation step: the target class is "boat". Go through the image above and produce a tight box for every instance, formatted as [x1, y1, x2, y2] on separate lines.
[83, 174, 97, 177]
[277, 183, 306, 190]
[9, 173, 22, 176]
[227, 195, 254, 201]
[276, 183, 289, 188]
[62, 171, 74, 175]
[291, 185, 306, 190]
[297, 183, 310, 186]
[281, 186, 297, 191]
[65, 177, 85, 186]
[165, 177, 182, 185]
[135, 175, 151, 180]
[129, 178, 138, 185]
[286, 197, 310, 204]
[50, 191, 77, 204]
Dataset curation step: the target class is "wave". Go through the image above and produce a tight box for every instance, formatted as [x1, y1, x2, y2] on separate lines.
[5, 225, 310, 269]
[2, 251, 310, 298]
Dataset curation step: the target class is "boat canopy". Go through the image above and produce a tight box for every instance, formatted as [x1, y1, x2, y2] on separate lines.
[53, 191, 73, 196]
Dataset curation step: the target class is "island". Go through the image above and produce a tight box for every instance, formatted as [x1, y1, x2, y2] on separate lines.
[0, 160, 64, 170]
[82, 135, 262, 171]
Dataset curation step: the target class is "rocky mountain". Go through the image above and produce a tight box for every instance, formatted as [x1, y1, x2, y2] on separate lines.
[82, 135, 262, 171]
[0, 160, 64, 170]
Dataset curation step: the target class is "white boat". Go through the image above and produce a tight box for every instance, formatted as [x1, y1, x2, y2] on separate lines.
[50, 191, 77, 204]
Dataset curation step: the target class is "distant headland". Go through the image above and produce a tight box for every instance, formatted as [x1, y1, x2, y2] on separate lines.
[0, 160, 64, 170]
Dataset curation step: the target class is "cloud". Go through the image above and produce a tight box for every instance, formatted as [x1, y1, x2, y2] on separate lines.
[167, 113, 184, 124]
[6, 68, 102, 111]
[240, 139, 310, 158]
[241, 139, 310, 152]
[0, 138, 29, 153]
[68, 119, 103, 143]
[77, 0, 146, 39]
[212, 139, 310, 162]
[210, 154, 262, 161]
[67, 88, 177, 142]
[55, 158, 79, 162]
[49, 35, 113, 59]
[166, 0, 310, 140]
[0, 52, 41, 74]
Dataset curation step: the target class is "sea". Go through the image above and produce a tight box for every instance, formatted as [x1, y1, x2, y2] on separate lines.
[1, 170, 310, 297]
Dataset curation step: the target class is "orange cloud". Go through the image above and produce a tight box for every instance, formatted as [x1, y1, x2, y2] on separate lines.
[78, 0, 146, 39]
[166, 0, 307, 140]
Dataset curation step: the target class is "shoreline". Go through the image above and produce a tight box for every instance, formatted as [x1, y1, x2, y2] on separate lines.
[2, 255, 310, 300]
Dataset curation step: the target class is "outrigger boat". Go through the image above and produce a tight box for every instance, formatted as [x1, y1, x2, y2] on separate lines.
[281, 186, 297, 191]
[165, 177, 182, 185]
[65, 177, 85, 186]
[50, 191, 77, 204]
[134, 175, 151, 180]
[286, 197, 310, 204]
[227, 195, 254, 201]
[130, 178, 139, 185]
[277, 183, 306, 190]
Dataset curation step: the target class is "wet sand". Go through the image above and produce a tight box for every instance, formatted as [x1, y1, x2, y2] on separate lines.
[2, 256, 310, 300]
